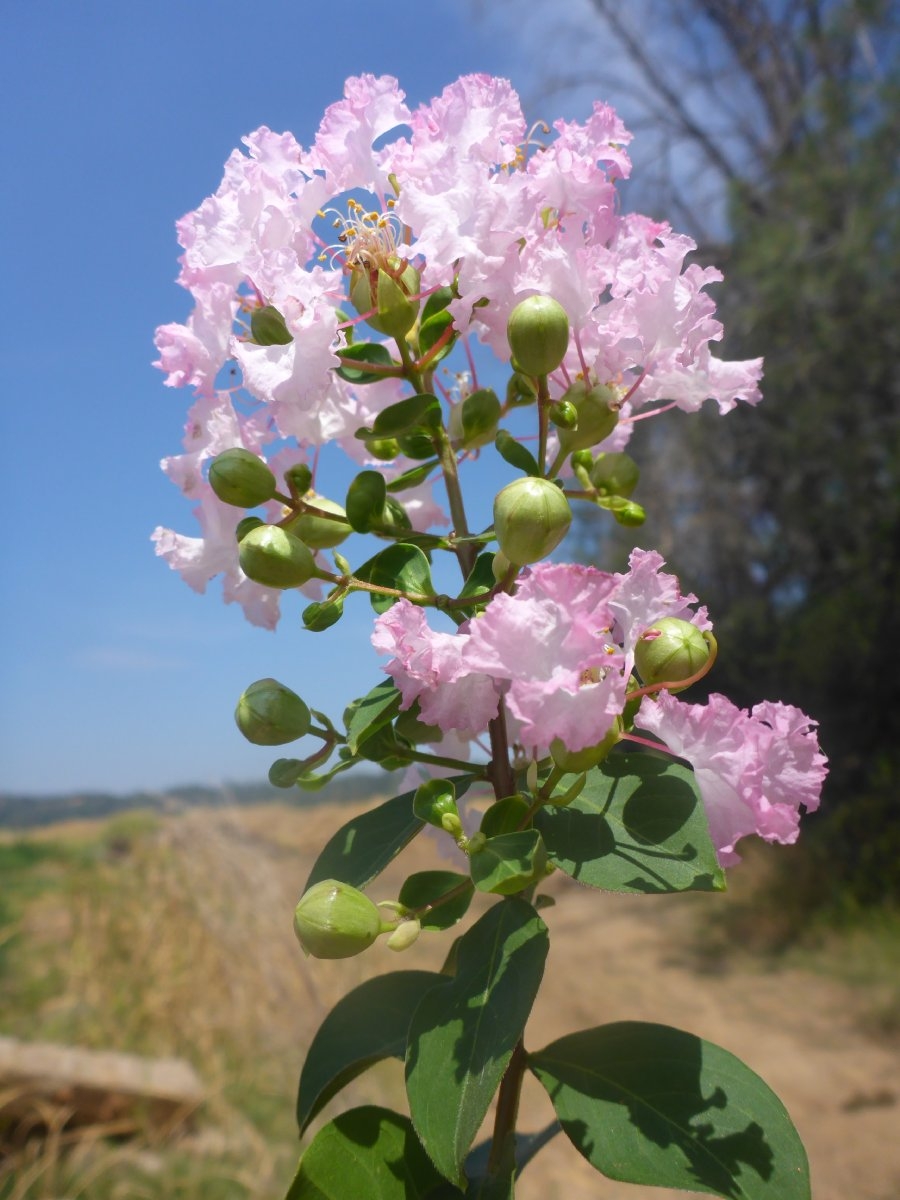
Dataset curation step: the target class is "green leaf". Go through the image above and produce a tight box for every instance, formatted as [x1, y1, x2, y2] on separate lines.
[345, 470, 387, 533]
[372, 394, 442, 437]
[469, 829, 547, 895]
[335, 343, 396, 384]
[304, 790, 422, 891]
[355, 543, 434, 613]
[494, 428, 541, 477]
[386, 458, 440, 492]
[344, 679, 402, 754]
[304, 776, 477, 892]
[534, 753, 725, 893]
[286, 1106, 446, 1200]
[418, 310, 456, 363]
[421, 285, 454, 324]
[529, 1022, 810, 1199]
[398, 871, 474, 931]
[457, 552, 496, 604]
[297, 971, 445, 1132]
[356, 722, 413, 766]
[405, 899, 549, 1186]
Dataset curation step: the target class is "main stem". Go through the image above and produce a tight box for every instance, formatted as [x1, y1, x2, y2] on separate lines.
[488, 1040, 528, 1175]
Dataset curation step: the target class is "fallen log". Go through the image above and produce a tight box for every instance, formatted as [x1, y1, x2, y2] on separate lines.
[0, 1036, 204, 1144]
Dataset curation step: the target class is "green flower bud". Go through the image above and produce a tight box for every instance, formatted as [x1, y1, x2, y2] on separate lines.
[208, 448, 277, 508]
[235, 678, 311, 746]
[570, 449, 594, 472]
[550, 718, 623, 773]
[293, 880, 384, 959]
[493, 477, 572, 565]
[491, 550, 514, 583]
[367, 437, 400, 461]
[612, 500, 646, 527]
[634, 617, 712, 689]
[238, 525, 317, 588]
[557, 381, 619, 453]
[590, 452, 640, 497]
[386, 918, 422, 952]
[413, 779, 459, 829]
[506, 372, 538, 407]
[507, 295, 570, 377]
[448, 388, 501, 448]
[350, 260, 420, 338]
[284, 496, 352, 550]
[250, 304, 293, 346]
[302, 596, 344, 632]
[549, 399, 579, 430]
[284, 462, 312, 498]
[235, 516, 265, 543]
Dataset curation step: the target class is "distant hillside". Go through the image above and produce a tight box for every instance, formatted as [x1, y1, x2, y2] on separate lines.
[0, 772, 398, 830]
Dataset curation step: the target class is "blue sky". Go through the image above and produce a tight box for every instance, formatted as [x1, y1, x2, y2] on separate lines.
[1, 1, 703, 795]
[0, 1, 533, 794]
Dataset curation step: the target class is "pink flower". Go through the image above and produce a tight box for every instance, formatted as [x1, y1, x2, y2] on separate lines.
[635, 690, 827, 865]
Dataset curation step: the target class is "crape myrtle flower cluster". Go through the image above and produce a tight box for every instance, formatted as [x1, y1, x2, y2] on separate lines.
[153, 73, 825, 867]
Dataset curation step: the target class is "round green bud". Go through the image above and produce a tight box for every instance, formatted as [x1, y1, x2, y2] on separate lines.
[550, 718, 623, 774]
[590, 452, 640, 497]
[570, 449, 594, 472]
[238, 525, 317, 588]
[634, 617, 711, 689]
[235, 516, 265, 543]
[293, 880, 384, 959]
[250, 304, 293, 346]
[350, 260, 420, 338]
[284, 462, 312, 498]
[506, 372, 538, 407]
[285, 496, 352, 550]
[557, 382, 619, 453]
[507, 295, 570, 377]
[235, 678, 311, 746]
[493, 477, 572, 565]
[367, 437, 400, 461]
[549, 399, 579, 430]
[612, 500, 646, 528]
[302, 596, 344, 632]
[208, 448, 277, 508]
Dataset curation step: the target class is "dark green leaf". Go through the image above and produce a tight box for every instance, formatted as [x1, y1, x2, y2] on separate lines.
[356, 722, 413, 766]
[530, 1022, 810, 1199]
[421, 285, 455, 324]
[297, 972, 446, 1132]
[345, 470, 387, 533]
[344, 679, 402, 754]
[304, 790, 421, 891]
[479, 796, 530, 838]
[457, 552, 496, 604]
[494, 428, 541, 477]
[398, 871, 474, 931]
[286, 1106, 445, 1200]
[534, 753, 725, 893]
[372, 394, 442, 437]
[386, 458, 440, 492]
[418, 310, 455, 363]
[355, 543, 434, 613]
[406, 899, 549, 1186]
[335, 343, 396, 384]
[469, 829, 547, 895]
[398, 431, 439, 459]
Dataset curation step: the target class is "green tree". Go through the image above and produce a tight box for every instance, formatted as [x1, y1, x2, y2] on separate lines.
[536, 0, 900, 903]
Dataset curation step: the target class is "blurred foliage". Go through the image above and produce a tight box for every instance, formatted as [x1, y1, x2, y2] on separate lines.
[574, 0, 900, 908]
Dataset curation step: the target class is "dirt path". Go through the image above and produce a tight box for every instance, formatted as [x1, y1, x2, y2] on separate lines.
[514, 877, 900, 1200]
